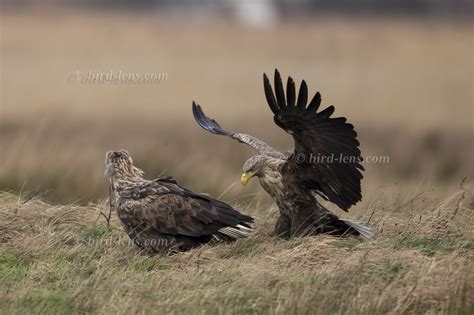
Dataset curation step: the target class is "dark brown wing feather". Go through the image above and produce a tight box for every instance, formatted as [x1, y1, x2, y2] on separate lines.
[264, 69, 364, 211]
[118, 178, 253, 238]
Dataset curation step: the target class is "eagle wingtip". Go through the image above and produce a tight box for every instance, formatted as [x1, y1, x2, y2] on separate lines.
[263, 72, 270, 82]
[192, 102, 200, 118]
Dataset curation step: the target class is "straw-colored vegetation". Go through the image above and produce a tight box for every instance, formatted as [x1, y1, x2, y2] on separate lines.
[1, 185, 473, 314]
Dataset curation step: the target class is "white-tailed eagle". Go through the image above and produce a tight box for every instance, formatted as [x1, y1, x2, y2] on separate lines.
[105, 150, 254, 254]
[192, 69, 372, 240]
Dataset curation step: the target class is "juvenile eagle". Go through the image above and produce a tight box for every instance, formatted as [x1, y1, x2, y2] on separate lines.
[105, 150, 254, 254]
[193, 69, 372, 240]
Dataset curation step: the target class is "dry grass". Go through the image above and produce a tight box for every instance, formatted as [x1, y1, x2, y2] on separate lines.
[0, 183, 473, 314]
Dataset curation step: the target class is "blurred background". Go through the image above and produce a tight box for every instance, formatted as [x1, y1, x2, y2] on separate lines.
[0, 0, 472, 207]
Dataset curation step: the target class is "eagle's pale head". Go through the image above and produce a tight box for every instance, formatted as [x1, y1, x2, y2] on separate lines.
[105, 150, 144, 181]
[241, 155, 282, 185]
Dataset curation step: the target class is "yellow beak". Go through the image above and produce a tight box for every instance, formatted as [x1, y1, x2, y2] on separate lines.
[240, 172, 253, 186]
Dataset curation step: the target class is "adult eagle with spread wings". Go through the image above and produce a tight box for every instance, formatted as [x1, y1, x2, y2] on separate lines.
[193, 69, 372, 240]
[106, 150, 253, 254]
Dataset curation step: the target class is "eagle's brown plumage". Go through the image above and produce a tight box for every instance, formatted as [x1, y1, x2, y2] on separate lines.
[193, 69, 372, 240]
[105, 150, 254, 254]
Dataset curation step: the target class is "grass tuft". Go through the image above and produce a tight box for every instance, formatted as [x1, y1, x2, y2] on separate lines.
[392, 236, 472, 257]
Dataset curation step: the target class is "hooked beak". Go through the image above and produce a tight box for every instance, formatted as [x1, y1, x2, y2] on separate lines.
[240, 172, 254, 186]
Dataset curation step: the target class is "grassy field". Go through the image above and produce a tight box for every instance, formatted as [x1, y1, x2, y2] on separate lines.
[1, 11, 473, 314]
[1, 185, 473, 314]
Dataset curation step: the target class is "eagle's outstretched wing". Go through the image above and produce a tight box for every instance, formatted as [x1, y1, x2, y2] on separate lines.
[118, 178, 253, 239]
[192, 102, 284, 159]
[264, 69, 364, 211]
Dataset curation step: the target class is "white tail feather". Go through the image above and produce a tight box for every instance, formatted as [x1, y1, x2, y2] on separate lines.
[341, 219, 374, 240]
[218, 224, 253, 239]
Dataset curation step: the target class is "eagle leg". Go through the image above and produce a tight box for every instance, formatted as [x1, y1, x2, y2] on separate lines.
[274, 214, 291, 239]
